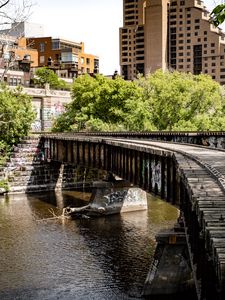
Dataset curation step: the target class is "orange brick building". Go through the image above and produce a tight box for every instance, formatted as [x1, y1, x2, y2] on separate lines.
[27, 37, 99, 78]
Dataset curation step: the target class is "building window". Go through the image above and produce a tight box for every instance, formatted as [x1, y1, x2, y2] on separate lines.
[86, 58, 90, 64]
[52, 41, 59, 50]
[40, 56, 45, 64]
[39, 43, 45, 52]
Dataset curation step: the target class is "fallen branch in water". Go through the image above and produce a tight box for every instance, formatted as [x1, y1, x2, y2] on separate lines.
[36, 208, 67, 222]
[63, 204, 91, 216]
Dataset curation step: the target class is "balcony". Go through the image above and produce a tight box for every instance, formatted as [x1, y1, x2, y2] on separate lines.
[194, 0, 203, 9]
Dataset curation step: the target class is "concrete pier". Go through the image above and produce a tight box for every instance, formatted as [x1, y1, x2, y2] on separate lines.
[64, 180, 148, 217]
[143, 227, 196, 299]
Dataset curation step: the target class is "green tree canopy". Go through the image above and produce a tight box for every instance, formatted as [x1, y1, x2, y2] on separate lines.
[52, 71, 225, 133]
[0, 85, 35, 147]
[52, 74, 153, 132]
[34, 67, 69, 90]
[141, 70, 224, 131]
[210, 4, 225, 26]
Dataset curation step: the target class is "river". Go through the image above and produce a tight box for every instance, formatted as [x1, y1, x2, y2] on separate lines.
[0, 190, 178, 300]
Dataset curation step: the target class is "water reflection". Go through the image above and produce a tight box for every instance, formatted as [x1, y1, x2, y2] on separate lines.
[0, 191, 178, 300]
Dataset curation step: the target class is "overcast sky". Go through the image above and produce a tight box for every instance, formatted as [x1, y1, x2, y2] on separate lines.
[30, 0, 224, 75]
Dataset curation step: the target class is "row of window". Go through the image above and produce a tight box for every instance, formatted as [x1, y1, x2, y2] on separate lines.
[39, 56, 91, 65]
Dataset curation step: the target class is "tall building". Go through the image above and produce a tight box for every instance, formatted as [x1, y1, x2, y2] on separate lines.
[120, 0, 225, 84]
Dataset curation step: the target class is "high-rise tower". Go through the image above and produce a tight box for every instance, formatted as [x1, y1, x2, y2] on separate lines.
[120, 0, 225, 85]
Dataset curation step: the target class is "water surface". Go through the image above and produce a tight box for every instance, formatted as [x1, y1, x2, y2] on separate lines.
[0, 191, 178, 299]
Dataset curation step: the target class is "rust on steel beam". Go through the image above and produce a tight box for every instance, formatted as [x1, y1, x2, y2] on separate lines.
[134, 150, 139, 186]
[76, 141, 80, 165]
[87, 142, 91, 167]
[139, 151, 144, 188]
[71, 141, 74, 163]
[166, 157, 173, 203]
[161, 156, 166, 200]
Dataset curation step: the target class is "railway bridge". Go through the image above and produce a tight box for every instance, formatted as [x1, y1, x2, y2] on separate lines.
[40, 132, 225, 299]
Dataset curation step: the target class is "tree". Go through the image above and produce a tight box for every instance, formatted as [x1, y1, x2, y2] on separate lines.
[52, 74, 153, 132]
[52, 71, 225, 133]
[34, 67, 69, 90]
[0, 84, 35, 146]
[140, 70, 225, 131]
[210, 3, 225, 26]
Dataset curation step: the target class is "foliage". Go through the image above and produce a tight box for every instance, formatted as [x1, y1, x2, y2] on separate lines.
[34, 67, 70, 90]
[0, 84, 35, 147]
[52, 71, 225, 133]
[141, 70, 224, 131]
[0, 179, 9, 192]
[210, 4, 225, 26]
[52, 74, 153, 132]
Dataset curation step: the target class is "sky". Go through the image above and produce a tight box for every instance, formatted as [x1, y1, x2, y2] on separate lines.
[29, 0, 224, 75]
